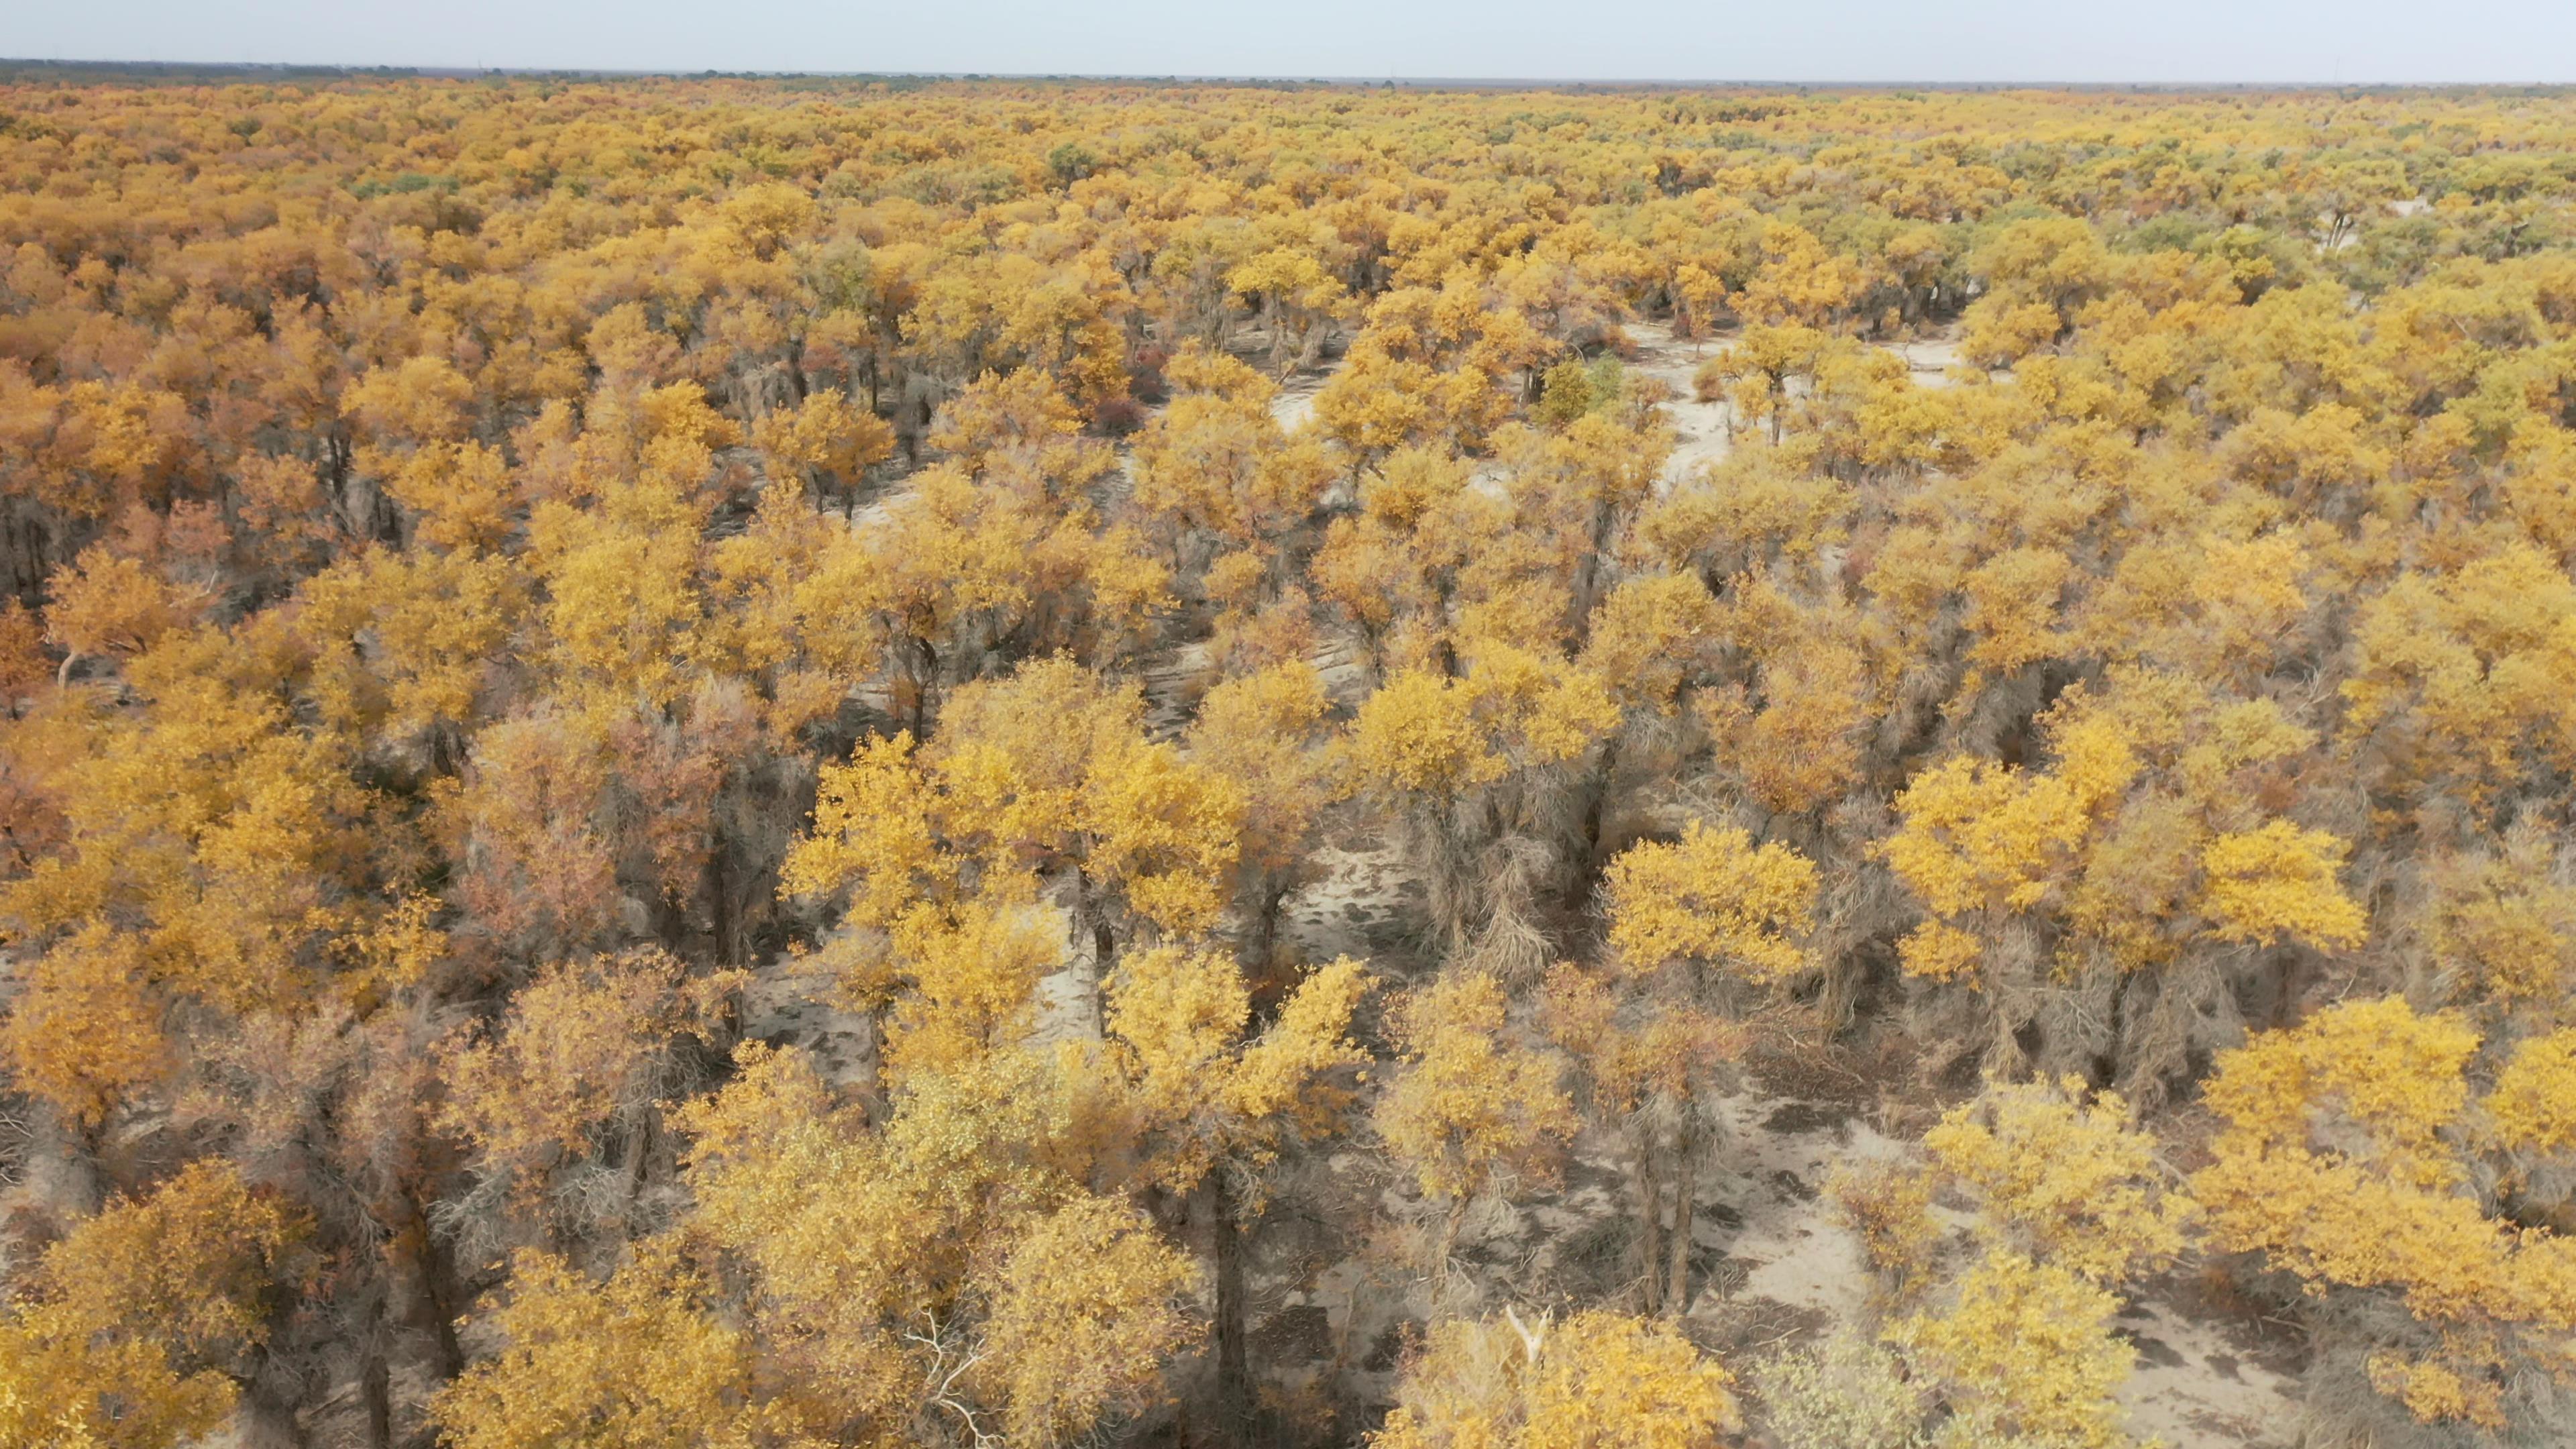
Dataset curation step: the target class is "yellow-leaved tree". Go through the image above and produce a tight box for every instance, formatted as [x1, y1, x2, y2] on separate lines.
[1347, 644, 1619, 972]
[1183, 661, 1345, 975]
[1588, 820, 1818, 1314]
[1883, 674, 2366, 1098]
[2195, 996, 2576, 1435]
[1886, 1250, 2141, 1449]
[1370, 1308, 1739, 1449]
[784, 659, 1243, 1050]
[1091, 945, 1371, 1437]
[647, 1042, 1201, 1446]
[1913, 1077, 2195, 1289]
[429, 1240, 818, 1449]
[1375, 969, 1578, 1279]
[1834, 1075, 2185, 1449]
[0, 1161, 305, 1449]
[435, 948, 744, 1245]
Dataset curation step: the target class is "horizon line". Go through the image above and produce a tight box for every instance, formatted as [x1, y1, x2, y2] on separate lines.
[4, 58, 2573, 90]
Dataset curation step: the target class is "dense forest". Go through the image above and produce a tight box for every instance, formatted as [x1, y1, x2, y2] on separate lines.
[3, 73, 2576, 1449]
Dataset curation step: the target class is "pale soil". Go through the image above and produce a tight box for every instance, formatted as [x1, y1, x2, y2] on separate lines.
[1269, 369, 1329, 433]
[1884, 334, 1968, 387]
[1618, 320, 1972, 494]
[2116, 1287, 2304, 1448]
[1618, 319, 1737, 487]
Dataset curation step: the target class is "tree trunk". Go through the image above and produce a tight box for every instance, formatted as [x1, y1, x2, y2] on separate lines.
[1070, 865, 1114, 1038]
[1576, 735, 1623, 890]
[388, 1188, 466, 1382]
[1666, 1116, 1697, 1318]
[1244, 873, 1292, 982]
[1434, 1193, 1470, 1287]
[1209, 1171, 1252, 1447]
[426, 718, 466, 778]
[1419, 803, 1481, 960]
[2271, 947, 2306, 1030]
[708, 832, 737, 968]
[1635, 1140, 1664, 1314]
[1570, 496, 1621, 649]
[360, 1307, 394, 1449]
[1990, 1000, 2029, 1081]
[907, 635, 938, 738]
[26, 1109, 105, 1219]
[235, 1360, 311, 1449]
[623, 1106, 656, 1208]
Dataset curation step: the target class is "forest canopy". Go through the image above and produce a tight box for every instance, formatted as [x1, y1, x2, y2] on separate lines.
[4, 73, 2576, 1449]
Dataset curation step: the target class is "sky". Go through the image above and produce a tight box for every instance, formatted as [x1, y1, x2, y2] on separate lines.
[7, 0, 2575, 85]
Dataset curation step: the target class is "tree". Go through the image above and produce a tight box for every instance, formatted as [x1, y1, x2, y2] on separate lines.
[676, 1044, 1201, 1445]
[1228, 248, 1348, 378]
[751, 387, 893, 513]
[1182, 661, 1344, 973]
[1916, 1077, 2194, 1287]
[435, 949, 743, 1242]
[1957, 217, 2112, 367]
[0, 922, 168, 1134]
[1126, 344, 1323, 593]
[0, 1161, 307, 1449]
[1493, 405, 1672, 648]
[42, 546, 211, 684]
[1, 627, 379, 1138]
[1696, 324, 1825, 443]
[1588, 821, 1817, 1313]
[1887, 1250, 2141, 1449]
[1749, 1326, 1930, 1449]
[1097, 945, 1371, 1435]
[1346, 646, 1619, 968]
[1375, 970, 1577, 1279]
[1371, 1309, 1739, 1449]
[1310, 445, 1494, 678]
[1604, 822, 1819, 988]
[2196, 997, 2576, 1435]
[427, 1242, 813, 1449]
[1882, 676, 2367, 1093]
[969, 1191, 1197, 1446]
[792, 463, 1042, 735]
[294, 543, 528, 770]
[2340, 543, 2576, 828]
[785, 659, 1244, 1040]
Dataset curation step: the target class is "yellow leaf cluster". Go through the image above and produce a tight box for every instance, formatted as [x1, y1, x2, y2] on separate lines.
[1375, 971, 1576, 1205]
[1372, 1309, 1739, 1449]
[1602, 820, 1819, 985]
[1921, 1077, 2194, 1285]
[2196, 997, 2576, 1428]
[1890, 1250, 2139, 1449]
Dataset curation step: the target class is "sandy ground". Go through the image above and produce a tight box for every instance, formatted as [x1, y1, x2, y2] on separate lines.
[1884, 334, 1968, 387]
[1618, 319, 1972, 494]
[1620, 320, 1739, 488]
[2115, 1288, 2304, 1448]
[1271, 370, 1329, 433]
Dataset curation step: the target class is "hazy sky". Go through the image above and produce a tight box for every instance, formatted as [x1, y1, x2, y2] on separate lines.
[8, 0, 2575, 84]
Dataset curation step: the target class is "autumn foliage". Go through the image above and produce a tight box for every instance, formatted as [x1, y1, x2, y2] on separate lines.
[4, 70, 2576, 1449]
